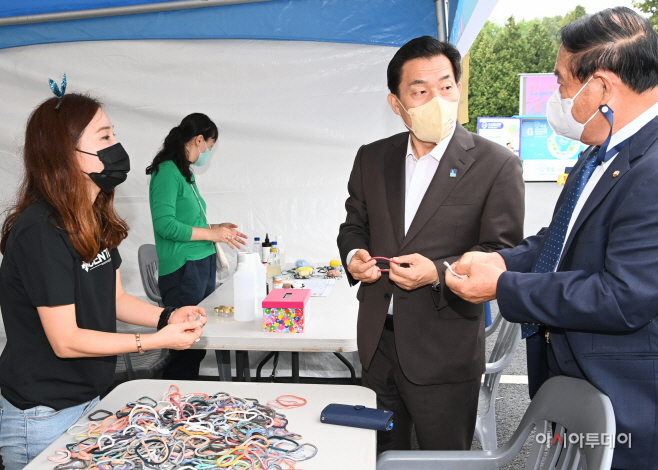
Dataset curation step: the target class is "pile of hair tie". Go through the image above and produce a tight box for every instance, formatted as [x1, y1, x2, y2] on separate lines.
[48, 385, 317, 469]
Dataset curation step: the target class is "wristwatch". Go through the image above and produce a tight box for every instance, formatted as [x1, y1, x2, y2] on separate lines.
[431, 278, 441, 294]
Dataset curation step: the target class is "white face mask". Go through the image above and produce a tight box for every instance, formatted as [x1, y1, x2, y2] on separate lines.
[546, 76, 599, 142]
[397, 95, 459, 143]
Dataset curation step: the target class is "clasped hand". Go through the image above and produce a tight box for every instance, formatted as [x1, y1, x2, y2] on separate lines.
[444, 252, 506, 304]
[347, 250, 439, 290]
[159, 306, 207, 350]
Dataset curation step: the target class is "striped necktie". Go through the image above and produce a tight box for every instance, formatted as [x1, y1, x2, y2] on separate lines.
[522, 104, 628, 339]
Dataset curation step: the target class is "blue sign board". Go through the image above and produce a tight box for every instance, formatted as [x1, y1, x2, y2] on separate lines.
[476, 117, 521, 157]
[520, 118, 586, 181]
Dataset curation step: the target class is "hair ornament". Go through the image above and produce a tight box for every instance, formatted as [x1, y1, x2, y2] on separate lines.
[48, 73, 67, 110]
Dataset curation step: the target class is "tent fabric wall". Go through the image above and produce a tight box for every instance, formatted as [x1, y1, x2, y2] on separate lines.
[448, 0, 499, 55]
[1, 0, 184, 17]
[0, 38, 404, 376]
[0, 0, 439, 50]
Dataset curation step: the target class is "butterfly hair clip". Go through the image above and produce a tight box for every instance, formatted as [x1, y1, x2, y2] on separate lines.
[48, 73, 67, 110]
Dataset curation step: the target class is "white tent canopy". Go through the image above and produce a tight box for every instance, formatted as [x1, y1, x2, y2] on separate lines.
[0, 0, 493, 376]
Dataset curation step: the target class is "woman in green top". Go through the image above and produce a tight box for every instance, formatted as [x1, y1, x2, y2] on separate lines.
[146, 113, 247, 379]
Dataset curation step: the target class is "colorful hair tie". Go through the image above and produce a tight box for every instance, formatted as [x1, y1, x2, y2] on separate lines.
[48, 73, 66, 110]
[267, 395, 308, 409]
[49, 386, 315, 469]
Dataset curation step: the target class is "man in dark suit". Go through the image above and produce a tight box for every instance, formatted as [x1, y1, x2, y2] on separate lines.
[337, 36, 525, 452]
[446, 8, 658, 470]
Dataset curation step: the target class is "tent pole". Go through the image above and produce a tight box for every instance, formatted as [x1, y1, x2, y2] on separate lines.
[0, 0, 273, 27]
[434, 0, 448, 42]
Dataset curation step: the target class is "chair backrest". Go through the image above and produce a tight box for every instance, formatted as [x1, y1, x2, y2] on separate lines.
[138, 244, 163, 307]
[485, 318, 521, 374]
[377, 376, 615, 470]
[485, 311, 503, 338]
[505, 375, 616, 470]
[479, 318, 521, 417]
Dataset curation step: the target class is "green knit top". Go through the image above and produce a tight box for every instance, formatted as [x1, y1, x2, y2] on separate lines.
[149, 160, 215, 276]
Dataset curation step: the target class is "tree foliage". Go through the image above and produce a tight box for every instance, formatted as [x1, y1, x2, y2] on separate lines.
[633, 0, 658, 30]
[526, 23, 558, 73]
[464, 6, 586, 132]
[561, 5, 587, 27]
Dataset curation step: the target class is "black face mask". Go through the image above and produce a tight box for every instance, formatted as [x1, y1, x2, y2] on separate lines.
[78, 143, 131, 193]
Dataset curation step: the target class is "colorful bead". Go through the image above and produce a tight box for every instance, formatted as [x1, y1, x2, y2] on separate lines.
[263, 307, 306, 333]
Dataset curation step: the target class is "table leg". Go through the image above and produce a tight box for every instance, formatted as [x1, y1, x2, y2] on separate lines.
[243, 351, 251, 382]
[333, 352, 357, 385]
[291, 352, 299, 383]
[256, 351, 277, 381]
[235, 351, 251, 382]
[215, 350, 232, 382]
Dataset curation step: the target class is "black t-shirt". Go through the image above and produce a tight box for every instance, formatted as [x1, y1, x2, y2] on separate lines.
[0, 200, 121, 410]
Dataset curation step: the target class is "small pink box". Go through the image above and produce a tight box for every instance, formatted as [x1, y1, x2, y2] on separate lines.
[262, 289, 311, 333]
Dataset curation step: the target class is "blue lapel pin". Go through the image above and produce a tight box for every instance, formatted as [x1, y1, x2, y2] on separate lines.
[450, 169, 457, 178]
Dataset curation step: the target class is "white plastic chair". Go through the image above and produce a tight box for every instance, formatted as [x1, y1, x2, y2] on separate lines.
[138, 243, 164, 307]
[377, 375, 615, 470]
[114, 244, 170, 380]
[485, 311, 503, 338]
[475, 317, 522, 450]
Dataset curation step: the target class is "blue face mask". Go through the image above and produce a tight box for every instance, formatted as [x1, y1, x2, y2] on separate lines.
[194, 140, 212, 167]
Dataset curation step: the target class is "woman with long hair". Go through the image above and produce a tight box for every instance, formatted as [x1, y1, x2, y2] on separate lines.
[0, 93, 207, 470]
[146, 113, 247, 380]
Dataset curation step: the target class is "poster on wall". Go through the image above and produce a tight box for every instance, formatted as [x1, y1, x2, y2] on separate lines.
[521, 118, 587, 181]
[476, 117, 521, 157]
[519, 73, 559, 116]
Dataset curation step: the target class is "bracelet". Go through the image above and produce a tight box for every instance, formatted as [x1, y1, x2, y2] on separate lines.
[135, 333, 144, 354]
[157, 306, 177, 331]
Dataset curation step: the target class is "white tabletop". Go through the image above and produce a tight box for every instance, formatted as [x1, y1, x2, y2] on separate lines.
[120, 276, 359, 353]
[25, 380, 376, 470]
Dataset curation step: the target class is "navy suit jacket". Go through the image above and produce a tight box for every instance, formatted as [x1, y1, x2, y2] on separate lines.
[497, 116, 658, 470]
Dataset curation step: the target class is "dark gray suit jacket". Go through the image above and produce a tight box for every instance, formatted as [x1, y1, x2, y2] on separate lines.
[337, 124, 525, 385]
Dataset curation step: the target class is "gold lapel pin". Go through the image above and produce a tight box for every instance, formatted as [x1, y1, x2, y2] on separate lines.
[613, 171, 620, 177]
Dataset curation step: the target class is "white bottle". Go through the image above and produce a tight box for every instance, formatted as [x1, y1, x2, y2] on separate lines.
[245, 252, 266, 312]
[275, 235, 286, 268]
[267, 248, 281, 279]
[233, 262, 256, 322]
[252, 237, 262, 263]
[236, 252, 247, 271]
[255, 258, 267, 304]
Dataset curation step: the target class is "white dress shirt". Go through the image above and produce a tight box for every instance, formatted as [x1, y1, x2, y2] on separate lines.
[404, 137, 446, 233]
[347, 130, 455, 314]
[559, 101, 658, 262]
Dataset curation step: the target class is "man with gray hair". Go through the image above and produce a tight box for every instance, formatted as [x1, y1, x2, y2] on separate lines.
[447, 7, 658, 469]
